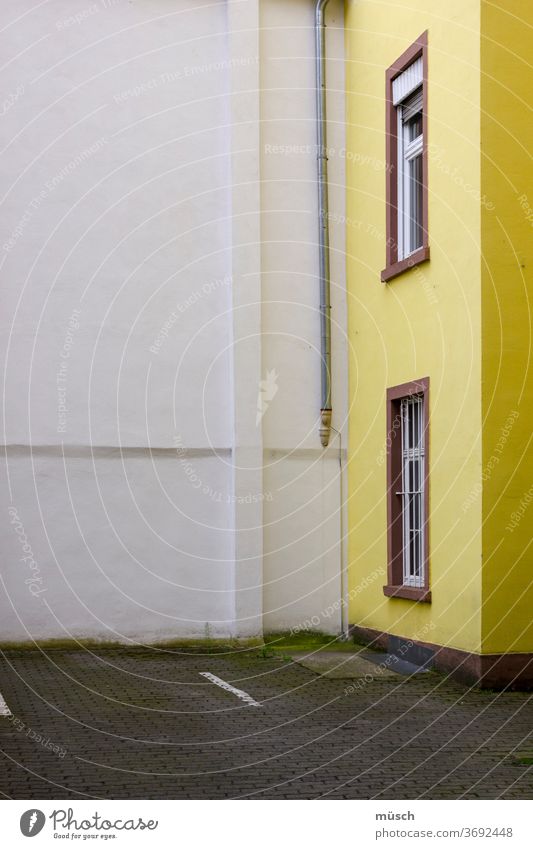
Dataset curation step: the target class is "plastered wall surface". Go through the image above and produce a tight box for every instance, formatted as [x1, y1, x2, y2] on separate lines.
[0, 0, 347, 641]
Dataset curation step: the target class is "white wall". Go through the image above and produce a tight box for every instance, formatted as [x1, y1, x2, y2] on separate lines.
[0, 0, 235, 642]
[0, 0, 346, 643]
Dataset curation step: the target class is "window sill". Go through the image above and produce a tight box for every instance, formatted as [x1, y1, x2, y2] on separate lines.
[383, 584, 432, 603]
[381, 245, 430, 283]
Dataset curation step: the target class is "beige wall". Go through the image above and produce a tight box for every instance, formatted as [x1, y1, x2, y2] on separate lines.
[260, 0, 348, 633]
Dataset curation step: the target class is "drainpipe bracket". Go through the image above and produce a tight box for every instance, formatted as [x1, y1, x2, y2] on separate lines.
[320, 408, 332, 447]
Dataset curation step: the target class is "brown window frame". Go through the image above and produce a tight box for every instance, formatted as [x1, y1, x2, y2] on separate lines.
[384, 377, 431, 602]
[381, 31, 429, 283]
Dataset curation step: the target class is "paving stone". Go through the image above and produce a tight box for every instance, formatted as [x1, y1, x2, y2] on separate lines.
[0, 649, 531, 799]
[292, 650, 402, 679]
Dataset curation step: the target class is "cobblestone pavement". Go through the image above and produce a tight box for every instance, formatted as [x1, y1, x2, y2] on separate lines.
[0, 648, 532, 799]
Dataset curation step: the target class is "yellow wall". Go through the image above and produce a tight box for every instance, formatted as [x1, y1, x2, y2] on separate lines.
[345, 0, 484, 652]
[480, 0, 533, 653]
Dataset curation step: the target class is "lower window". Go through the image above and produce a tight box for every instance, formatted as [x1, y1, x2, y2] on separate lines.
[384, 377, 430, 602]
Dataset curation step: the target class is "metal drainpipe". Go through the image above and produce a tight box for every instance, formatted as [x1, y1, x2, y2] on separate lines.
[316, 0, 332, 448]
[316, 1, 347, 638]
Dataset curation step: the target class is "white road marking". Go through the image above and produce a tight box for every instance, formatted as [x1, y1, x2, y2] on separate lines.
[0, 691, 12, 717]
[200, 672, 261, 707]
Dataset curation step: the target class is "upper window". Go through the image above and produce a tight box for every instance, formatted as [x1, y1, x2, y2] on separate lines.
[382, 33, 429, 282]
[397, 85, 423, 259]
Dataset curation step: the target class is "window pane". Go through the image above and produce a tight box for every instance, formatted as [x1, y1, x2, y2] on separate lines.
[409, 154, 423, 252]
[401, 395, 425, 587]
[397, 86, 424, 260]
[408, 113, 422, 141]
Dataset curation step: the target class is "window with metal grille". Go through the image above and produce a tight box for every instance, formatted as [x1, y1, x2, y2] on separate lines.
[400, 394, 425, 586]
[384, 377, 430, 602]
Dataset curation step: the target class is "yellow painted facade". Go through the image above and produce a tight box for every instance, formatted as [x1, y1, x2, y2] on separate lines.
[345, 0, 532, 659]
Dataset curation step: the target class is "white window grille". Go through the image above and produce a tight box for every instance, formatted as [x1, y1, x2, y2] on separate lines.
[397, 85, 423, 260]
[400, 394, 425, 587]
